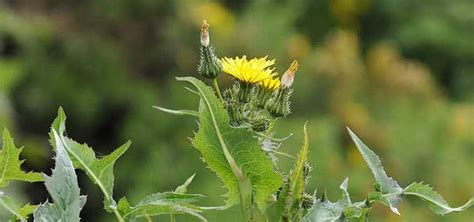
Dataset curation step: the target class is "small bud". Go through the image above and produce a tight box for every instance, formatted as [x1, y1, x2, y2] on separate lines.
[197, 20, 222, 79]
[247, 110, 270, 132]
[200, 20, 210, 47]
[281, 60, 298, 88]
[267, 87, 292, 118]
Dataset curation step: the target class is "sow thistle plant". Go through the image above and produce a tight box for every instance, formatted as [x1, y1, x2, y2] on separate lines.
[0, 21, 472, 222]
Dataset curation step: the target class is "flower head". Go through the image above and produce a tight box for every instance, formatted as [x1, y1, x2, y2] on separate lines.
[221, 56, 277, 84]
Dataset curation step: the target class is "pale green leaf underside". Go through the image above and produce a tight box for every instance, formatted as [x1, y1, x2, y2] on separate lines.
[0, 193, 37, 222]
[347, 127, 402, 214]
[347, 127, 402, 194]
[119, 192, 206, 221]
[0, 129, 43, 188]
[176, 77, 282, 211]
[404, 182, 474, 215]
[34, 131, 86, 222]
[303, 179, 368, 222]
[302, 199, 344, 222]
[50, 108, 131, 210]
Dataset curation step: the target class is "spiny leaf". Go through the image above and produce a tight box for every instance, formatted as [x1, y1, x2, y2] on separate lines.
[33, 131, 87, 222]
[302, 198, 344, 222]
[0, 129, 43, 188]
[303, 179, 369, 222]
[346, 127, 402, 214]
[50, 107, 131, 211]
[120, 192, 206, 222]
[168, 77, 282, 211]
[277, 123, 309, 221]
[0, 193, 37, 222]
[404, 182, 474, 215]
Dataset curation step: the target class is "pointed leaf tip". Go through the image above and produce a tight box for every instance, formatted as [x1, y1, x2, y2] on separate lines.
[347, 128, 402, 194]
[404, 182, 474, 215]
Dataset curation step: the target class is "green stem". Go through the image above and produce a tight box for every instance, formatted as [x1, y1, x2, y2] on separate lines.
[239, 178, 253, 222]
[212, 78, 224, 103]
[112, 208, 125, 222]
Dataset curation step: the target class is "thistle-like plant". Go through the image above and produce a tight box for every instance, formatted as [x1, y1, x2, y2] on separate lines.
[0, 20, 472, 222]
[154, 20, 473, 222]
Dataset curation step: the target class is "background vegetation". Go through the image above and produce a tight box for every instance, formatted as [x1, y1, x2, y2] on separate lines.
[1, 0, 473, 221]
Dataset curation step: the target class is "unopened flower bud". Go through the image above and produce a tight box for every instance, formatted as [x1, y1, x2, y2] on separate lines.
[281, 60, 298, 88]
[197, 20, 222, 79]
[267, 87, 292, 118]
[200, 20, 210, 47]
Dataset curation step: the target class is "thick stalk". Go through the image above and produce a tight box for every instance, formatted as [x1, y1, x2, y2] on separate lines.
[239, 177, 253, 222]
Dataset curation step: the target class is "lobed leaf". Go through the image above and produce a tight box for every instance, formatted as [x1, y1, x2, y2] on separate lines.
[303, 179, 369, 222]
[166, 77, 282, 211]
[0, 194, 37, 222]
[33, 131, 87, 222]
[347, 127, 402, 214]
[50, 107, 131, 211]
[0, 129, 43, 188]
[302, 198, 344, 222]
[404, 182, 474, 215]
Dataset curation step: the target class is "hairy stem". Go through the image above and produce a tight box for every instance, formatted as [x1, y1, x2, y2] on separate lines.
[212, 78, 224, 103]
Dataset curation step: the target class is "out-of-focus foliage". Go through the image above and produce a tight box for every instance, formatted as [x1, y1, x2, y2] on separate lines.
[0, 0, 472, 221]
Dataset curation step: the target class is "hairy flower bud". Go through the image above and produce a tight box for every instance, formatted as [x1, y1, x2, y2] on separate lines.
[281, 60, 298, 88]
[200, 20, 210, 47]
[267, 87, 292, 118]
[197, 20, 222, 79]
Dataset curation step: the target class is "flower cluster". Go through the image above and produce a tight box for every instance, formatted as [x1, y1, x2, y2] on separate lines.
[197, 20, 298, 132]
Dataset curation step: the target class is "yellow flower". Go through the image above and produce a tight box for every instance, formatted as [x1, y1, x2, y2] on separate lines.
[221, 56, 277, 85]
[258, 77, 281, 91]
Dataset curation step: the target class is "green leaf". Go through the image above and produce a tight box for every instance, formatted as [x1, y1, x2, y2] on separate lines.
[0, 129, 43, 188]
[276, 123, 309, 221]
[404, 182, 474, 215]
[175, 174, 196, 194]
[170, 77, 282, 211]
[50, 108, 131, 211]
[134, 204, 207, 222]
[120, 192, 206, 221]
[0, 193, 37, 222]
[303, 179, 369, 222]
[347, 127, 402, 214]
[33, 131, 86, 222]
[302, 198, 344, 222]
[367, 191, 401, 215]
[135, 192, 204, 207]
[117, 197, 134, 218]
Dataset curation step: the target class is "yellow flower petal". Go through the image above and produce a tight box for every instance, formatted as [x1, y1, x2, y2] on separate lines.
[221, 56, 279, 87]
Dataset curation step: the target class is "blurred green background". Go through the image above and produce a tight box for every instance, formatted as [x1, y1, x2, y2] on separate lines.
[0, 0, 473, 221]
